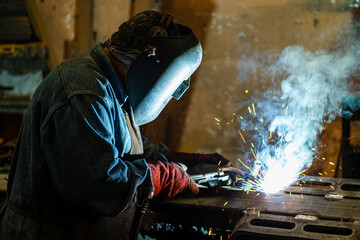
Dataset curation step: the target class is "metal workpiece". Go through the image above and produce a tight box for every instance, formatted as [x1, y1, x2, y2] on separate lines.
[149, 176, 360, 239]
[231, 212, 360, 240]
[286, 175, 360, 199]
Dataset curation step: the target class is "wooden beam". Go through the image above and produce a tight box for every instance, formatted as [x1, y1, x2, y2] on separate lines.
[25, 0, 58, 70]
[77, 0, 94, 54]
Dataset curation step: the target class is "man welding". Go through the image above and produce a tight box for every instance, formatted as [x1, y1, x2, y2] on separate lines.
[0, 10, 230, 239]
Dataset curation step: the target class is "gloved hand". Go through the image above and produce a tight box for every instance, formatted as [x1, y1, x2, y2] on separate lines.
[148, 161, 199, 198]
[166, 151, 232, 168]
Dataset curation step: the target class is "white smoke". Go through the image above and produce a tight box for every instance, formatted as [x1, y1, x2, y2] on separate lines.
[238, 32, 360, 193]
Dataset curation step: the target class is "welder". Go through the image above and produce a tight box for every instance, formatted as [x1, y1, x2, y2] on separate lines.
[0, 10, 230, 240]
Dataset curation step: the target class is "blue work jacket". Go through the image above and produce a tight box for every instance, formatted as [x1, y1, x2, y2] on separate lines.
[0, 43, 169, 239]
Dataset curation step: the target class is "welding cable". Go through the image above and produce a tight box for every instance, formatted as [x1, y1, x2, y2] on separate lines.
[130, 199, 150, 240]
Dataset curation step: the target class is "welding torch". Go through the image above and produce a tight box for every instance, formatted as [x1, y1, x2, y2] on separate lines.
[187, 164, 246, 188]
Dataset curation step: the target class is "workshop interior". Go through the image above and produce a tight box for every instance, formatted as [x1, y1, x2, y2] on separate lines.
[1, 0, 360, 239]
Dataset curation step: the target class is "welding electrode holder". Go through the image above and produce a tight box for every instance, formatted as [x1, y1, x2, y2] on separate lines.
[187, 164, 245, 189]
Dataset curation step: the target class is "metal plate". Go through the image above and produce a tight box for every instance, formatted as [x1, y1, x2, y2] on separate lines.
[231, 212, 360, 240]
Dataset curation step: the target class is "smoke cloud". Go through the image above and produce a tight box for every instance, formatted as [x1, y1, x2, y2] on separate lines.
[238, 26, 360, 193]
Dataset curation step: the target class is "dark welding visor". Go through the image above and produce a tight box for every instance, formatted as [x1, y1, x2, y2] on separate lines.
[126, 24, 202, 126]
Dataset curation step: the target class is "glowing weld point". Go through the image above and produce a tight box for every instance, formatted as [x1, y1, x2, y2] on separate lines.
[245, 90, 248, 93]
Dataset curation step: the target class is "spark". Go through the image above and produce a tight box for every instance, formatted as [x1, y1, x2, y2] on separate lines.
[237, 129, 246, 143]
[250, 148, 258, 160]
[252, 103, 256, 115]
[248, 107, 252, 114]
[240, 116, 243, 119]
[245, 90, 248, 93]
[285, 106, 288, 115]
[224, 201, 228, 206]
[329, 162, 335, 165]
[215, 117, 220, 122]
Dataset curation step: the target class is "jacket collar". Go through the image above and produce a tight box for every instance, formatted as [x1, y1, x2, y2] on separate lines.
[92, 43, 128, 106]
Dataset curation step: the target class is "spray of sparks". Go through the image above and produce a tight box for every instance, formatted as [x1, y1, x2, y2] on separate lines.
[215, 29, 360, 194]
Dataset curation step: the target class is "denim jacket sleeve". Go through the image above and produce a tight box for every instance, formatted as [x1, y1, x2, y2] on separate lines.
[40, 93, 153, 216]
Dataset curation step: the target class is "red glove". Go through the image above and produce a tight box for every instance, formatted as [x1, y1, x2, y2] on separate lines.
[148, 161, 199, 198]
[167, 151, 232, 168]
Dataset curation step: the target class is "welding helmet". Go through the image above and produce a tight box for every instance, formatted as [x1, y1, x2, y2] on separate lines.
[123, 13, 202, 126]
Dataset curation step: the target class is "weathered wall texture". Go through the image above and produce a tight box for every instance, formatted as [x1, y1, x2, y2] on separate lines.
[33, 0, 131, 63]
[34, 0, 76, 64]
[150, 0, 353, 172]
[93, 0, 130, 42]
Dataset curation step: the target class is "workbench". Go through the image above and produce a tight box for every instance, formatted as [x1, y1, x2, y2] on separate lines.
[146, 176, 360, 240]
